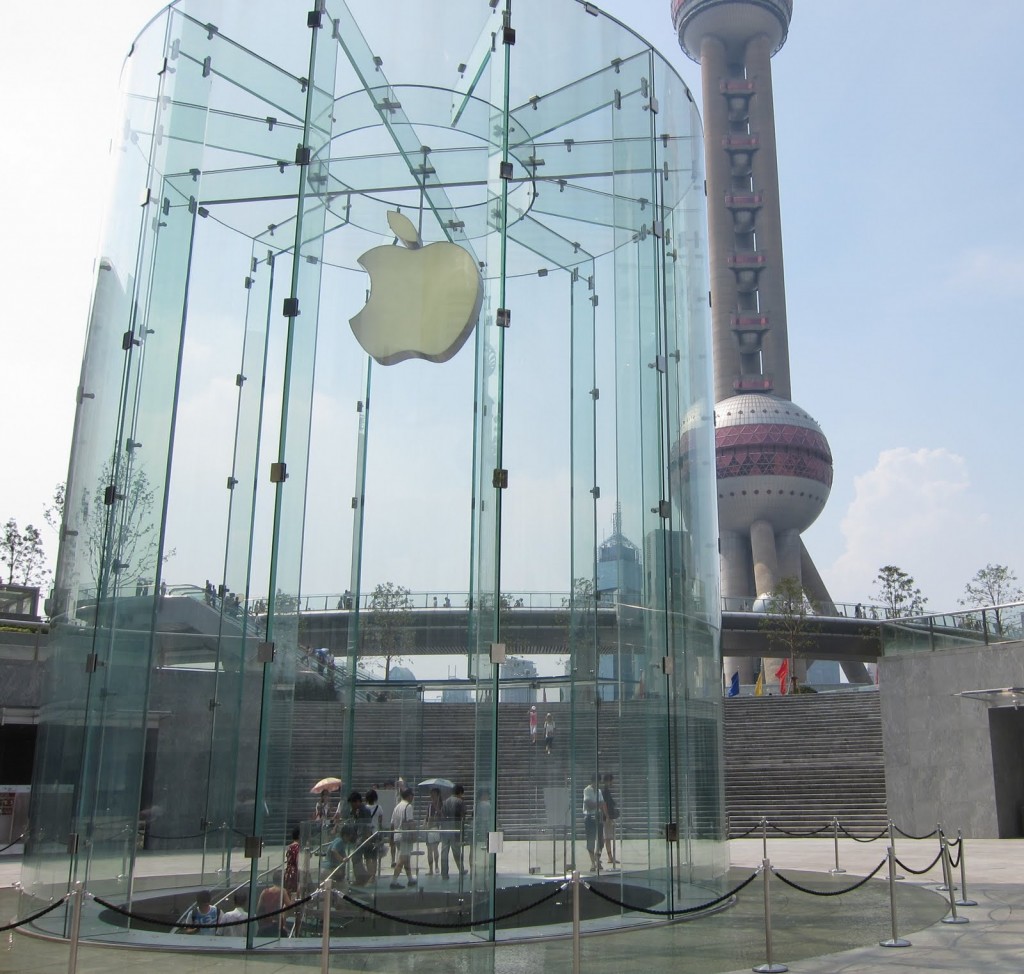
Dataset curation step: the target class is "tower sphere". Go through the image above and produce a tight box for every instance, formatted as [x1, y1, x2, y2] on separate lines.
[672, 0, 793, 63]
[713, 393, 831, 534]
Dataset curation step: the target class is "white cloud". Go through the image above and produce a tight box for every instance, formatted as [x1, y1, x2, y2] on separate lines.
[825, 448, 989, 611]
[946, 248, 1024, 297]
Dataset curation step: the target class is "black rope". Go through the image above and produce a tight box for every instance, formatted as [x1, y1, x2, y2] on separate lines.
[894, 848, 943, 876]
[947, 845, 961, 869]
[893, 824, 938, 840]
[91, 890, 317, 930]
[583, 871, 759, 917]
[0, 832, 25, 854]
[730, 823, 762, 838]
[768, 822, 832, 838]
[145, 830, 214, 841]
[339, 882, 565, 930]
[772, 859, 887, 896]
[0, 896, 70, 932]
[837, 823, 889, 843]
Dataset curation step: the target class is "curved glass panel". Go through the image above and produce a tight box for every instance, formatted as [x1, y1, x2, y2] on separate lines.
[22, 0, 724, 954]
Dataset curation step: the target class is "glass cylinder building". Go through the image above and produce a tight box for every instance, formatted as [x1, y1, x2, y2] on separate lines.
[22, 0, 724, 952]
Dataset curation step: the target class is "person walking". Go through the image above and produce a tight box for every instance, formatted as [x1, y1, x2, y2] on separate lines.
[529, 705, 538, 745]
[424, 787, 443, 876]
[601, 772, 619, 866]
[389, 787, 418, 889]
[582, 774, 605, 871]
[439, 784, 467, 879]
[543, 712, 555, 754]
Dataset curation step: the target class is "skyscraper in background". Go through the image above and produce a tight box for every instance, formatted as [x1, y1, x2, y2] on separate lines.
[673, 1, 863, 682]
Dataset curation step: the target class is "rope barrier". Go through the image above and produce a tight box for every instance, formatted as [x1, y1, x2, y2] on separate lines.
[730, 823, 762, 838]
[947, 843, 961, 870]
[894, 848, 943, 876]
[767, 822, 832, 838]
[338, 882, 566, 929]
[144, 829, 215, 841]
[91, 889, 318, 931]
[893, 824, 938, 840]
[583, 870, 759, 917]
[0, 896, 69, 932]
[837, 823, 889, 843]
[0, 832, 25, 854]
[772, 859, 887, 896]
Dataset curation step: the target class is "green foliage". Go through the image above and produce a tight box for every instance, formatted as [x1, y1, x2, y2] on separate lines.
[758, 576, 817, 663]
[1, 519, 49, 587]
[960, 564, 1023, 635]
[363, 581, 413, 680]
[873, 565, 927, 618]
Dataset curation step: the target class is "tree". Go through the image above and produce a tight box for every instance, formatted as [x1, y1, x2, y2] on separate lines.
[82, 461, 162, 594]
[362, 582, 413, 680]
[43, 482, 66, 535]
[873, 565, 927, 619]
[0, 519, 49, 587]
[758, 576, 817, 691]
[960, 564, 1023, 635]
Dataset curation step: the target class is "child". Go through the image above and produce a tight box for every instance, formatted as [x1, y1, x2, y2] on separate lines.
[184, 889, 219, 935]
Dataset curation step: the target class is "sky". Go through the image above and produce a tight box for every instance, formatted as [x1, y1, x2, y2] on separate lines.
[1, 0, 1022, 614]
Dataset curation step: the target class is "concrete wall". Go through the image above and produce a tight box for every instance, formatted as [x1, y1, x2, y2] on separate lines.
[879, 640, 1024, 838]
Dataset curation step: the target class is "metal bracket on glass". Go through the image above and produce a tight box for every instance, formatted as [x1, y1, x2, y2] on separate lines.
[492, 468, 508, 489]
[661, 655, 674, 675]
[257, 642, 276, 663]
[121, 330, 140, 351]
[502, 12, 515, 45]
[103, 485, 122, 506]
[648, 355, 667, 373]
[590, 486, 600, 500]
[295, 144, 311, 166]
[282, 297, 300, 318]
[270, 462, 288, 483]
[499, 161, 513, 180]
[590, 388, 599, 400]
[202, 55, 212, 78]
[244, 837, 263, 859]
[652, 500, 670, 519]
[67, 833, 80, 855]
[226, 477, 238, 490]
[496, 308, 511, 328]
[85, 654, 99, 674]
[490, 642, 507, 664]
[665, 822, 678, 842]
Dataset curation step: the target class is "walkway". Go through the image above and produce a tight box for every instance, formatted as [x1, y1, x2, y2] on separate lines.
[1, 837, 1021, 973]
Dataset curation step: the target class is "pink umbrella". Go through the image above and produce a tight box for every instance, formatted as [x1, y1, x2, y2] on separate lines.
[310, 776, 342, 794]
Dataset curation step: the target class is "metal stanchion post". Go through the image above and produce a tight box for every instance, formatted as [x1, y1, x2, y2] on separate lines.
[571, 869, 581, 974]
[761, 817, 768, 861]
[954, 830, 976, 907]
[752, 859, 787, 974]
[66, 882, 84, 974]
[879, 846, 911, 947]
[940, 838, 968, 925]
[888, 819, 904, 880]
[936, 824, 950, 891]
[829, 817, 845, 875]
[320, 880, 332, 974]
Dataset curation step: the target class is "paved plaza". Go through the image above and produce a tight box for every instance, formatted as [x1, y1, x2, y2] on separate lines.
[2, 837, 1021, 973]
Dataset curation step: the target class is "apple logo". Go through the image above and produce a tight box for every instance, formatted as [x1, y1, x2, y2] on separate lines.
[349, 210, 483, 365]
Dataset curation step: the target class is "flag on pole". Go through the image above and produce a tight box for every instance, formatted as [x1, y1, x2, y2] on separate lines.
[753, 671, 764, 696]
[728, 671, 740, 697]
[543, 687, 547, 703]
[774, 658, 789, 695]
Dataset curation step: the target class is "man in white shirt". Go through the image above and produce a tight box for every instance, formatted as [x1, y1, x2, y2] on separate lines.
[389, 787, 418, 889]
[217, 890, 248, 935]
[582, 774, 605, 871]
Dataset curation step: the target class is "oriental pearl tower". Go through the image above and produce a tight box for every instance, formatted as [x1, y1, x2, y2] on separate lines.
[672, 0, 848, 683]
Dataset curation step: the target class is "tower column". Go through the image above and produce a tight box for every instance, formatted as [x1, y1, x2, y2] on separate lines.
[750, 519, 778, 596]
[745, 33, 791, 399]
[700, 35, 743, 401]
[777, 528, 801, 582]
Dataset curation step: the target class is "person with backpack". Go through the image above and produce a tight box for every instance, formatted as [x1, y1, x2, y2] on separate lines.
[184, 889, 219, 935]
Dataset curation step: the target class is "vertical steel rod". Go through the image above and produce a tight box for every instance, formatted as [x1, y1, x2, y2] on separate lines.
[752, 859, 788, 973]
[320, 879, 331, 974]
[830, 817, 845, 874]
[888, 819, 905, 880]
[66, 882, 84, 974]
[572, 870, 581, 974]
[761, 816, 767, 860]
[940, 837, 968, 924]
[879, 846, 911, 947]
[955, 830, 977, 906]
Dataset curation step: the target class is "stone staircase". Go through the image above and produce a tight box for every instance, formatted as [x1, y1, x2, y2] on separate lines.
[723, 692, 887, 837]
[279, 673, 887, 842]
